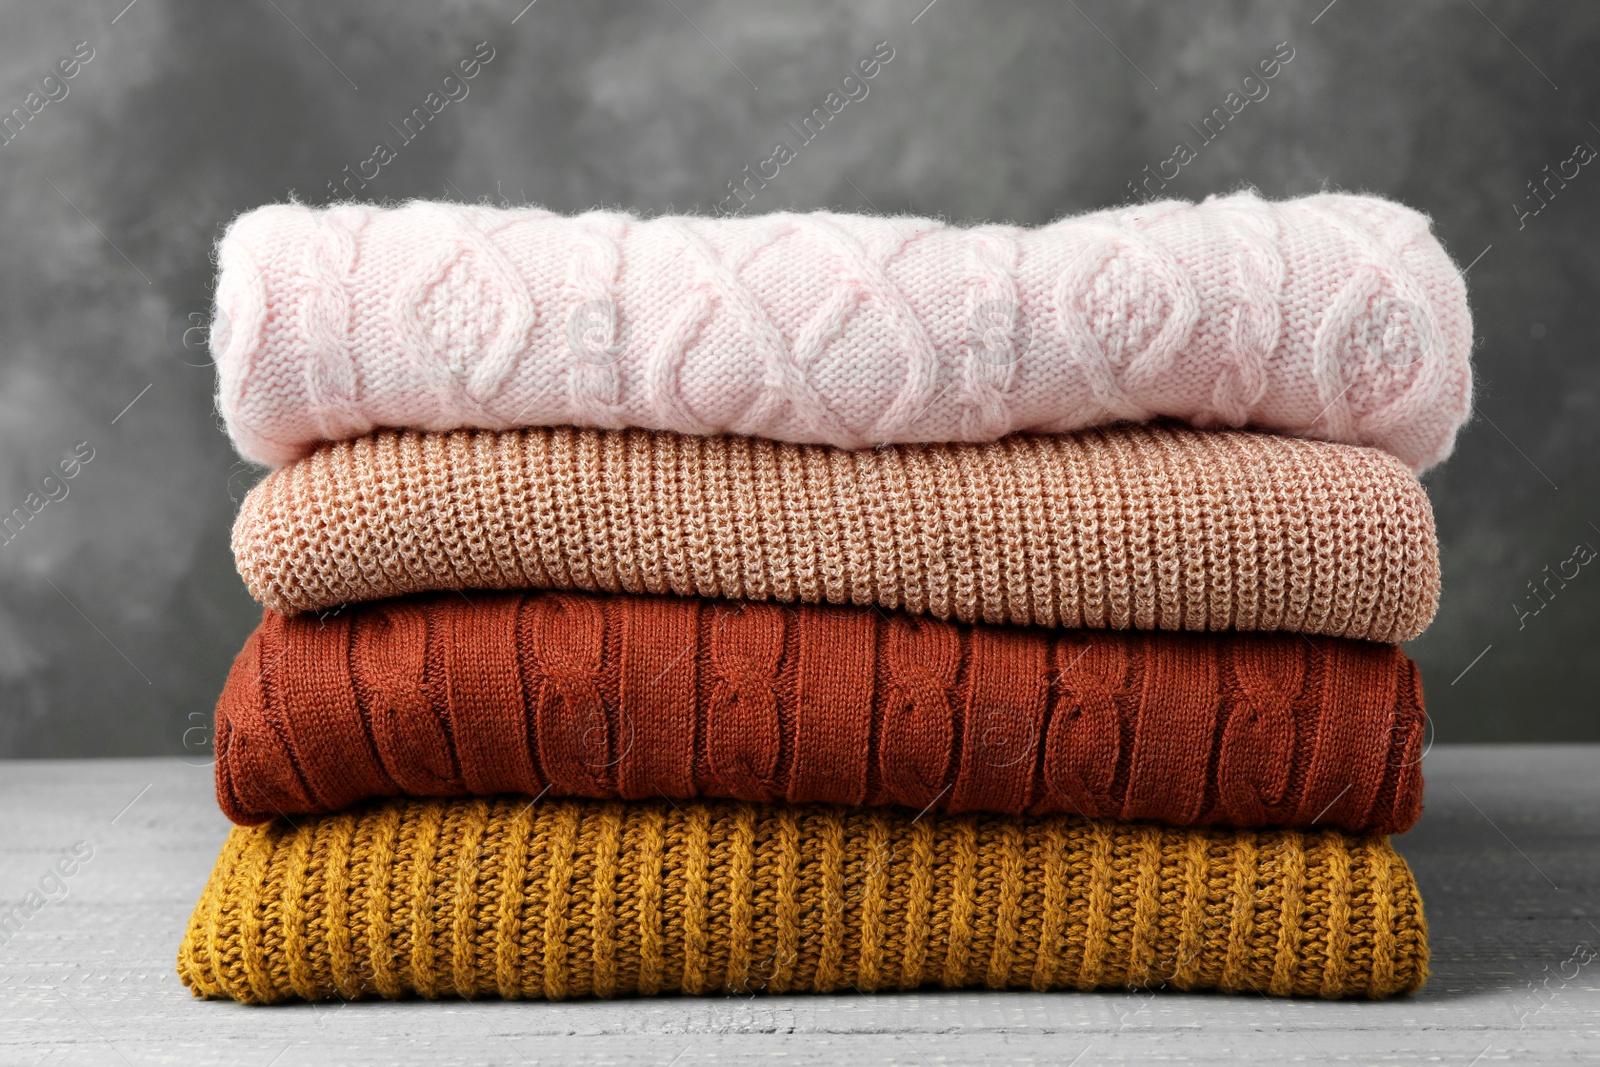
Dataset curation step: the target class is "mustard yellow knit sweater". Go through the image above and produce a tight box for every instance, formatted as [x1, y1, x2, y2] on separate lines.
[178, 796, 1427, 1002]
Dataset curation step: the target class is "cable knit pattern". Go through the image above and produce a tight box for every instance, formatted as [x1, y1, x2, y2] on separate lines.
[231, 424, 1441, 642]
[212, 192, 1473, 472]
[214, 591, 1428, 834]
[177, 796, 1428, 1002]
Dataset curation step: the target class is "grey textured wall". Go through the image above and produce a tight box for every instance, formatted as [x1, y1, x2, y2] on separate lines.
[0, 0, 1595, 757]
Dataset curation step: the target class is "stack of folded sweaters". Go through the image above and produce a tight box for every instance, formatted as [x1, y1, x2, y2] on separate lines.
[178, 190, 1471, 1003]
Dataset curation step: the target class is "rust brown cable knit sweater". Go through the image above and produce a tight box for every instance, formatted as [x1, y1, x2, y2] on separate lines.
[215, 590, 1427, 834]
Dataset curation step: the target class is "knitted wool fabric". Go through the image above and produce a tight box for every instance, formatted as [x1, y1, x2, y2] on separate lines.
[176, 796, 1429, 1003]
[233, 423, 1441, 642]
[212, 192, 1472, 472]
[215, 591, 1428, 835]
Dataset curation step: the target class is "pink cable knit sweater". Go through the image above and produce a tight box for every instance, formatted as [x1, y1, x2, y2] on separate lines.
[212, 191, 1472, 470]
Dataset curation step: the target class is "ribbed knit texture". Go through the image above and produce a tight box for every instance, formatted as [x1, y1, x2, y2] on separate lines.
[233, 423, 1440, 642]
[212, 192, 1472, 472]
[177, 796, 1428, 1003]
[216, 591, 1428, 834]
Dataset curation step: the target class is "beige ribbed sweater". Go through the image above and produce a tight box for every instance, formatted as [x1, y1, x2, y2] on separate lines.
[233, 423, 1440, 642]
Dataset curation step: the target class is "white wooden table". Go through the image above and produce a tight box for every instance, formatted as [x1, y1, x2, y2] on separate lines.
[2, 746, 1596, 1065]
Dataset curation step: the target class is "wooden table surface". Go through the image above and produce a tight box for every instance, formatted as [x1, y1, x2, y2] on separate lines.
[1, 745, 1596, 1065]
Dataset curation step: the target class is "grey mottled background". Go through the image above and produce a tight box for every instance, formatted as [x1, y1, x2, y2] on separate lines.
[0, 0, 1595, 757]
